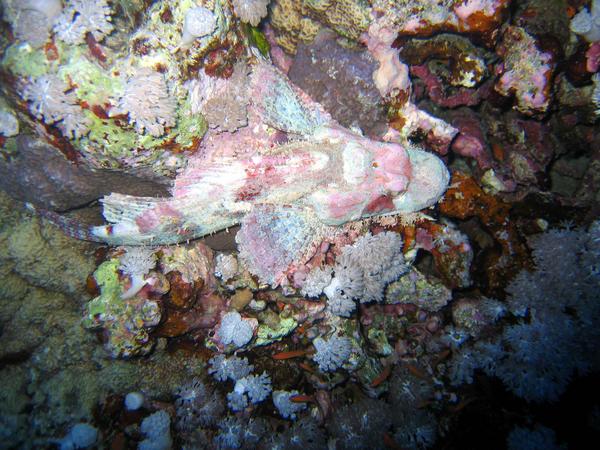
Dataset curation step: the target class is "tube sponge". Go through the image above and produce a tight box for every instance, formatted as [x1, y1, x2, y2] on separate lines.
[181, 6, 217, 46]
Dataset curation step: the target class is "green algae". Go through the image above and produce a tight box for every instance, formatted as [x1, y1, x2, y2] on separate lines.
[244, 24, 270, 57]
[174, 103, 208, 148]
[83, 258, 122, 328]
[58, 56, 123, 105]
[84, 113, 139, 166]
[2, 44, 49, 78]
[255, 316, 298, 346]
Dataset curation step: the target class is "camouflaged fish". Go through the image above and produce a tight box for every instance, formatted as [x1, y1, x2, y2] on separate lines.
[60, 60, 450, 253]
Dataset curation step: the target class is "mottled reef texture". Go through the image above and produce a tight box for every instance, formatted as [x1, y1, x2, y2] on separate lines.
[0, 191, 208, 447]
[289, 30, 388, 138]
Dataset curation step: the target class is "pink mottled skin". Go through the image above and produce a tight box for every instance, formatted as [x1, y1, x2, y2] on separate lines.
[309, 124, 412, 223]
[136, 203, 184, 233]
[323, 191, 370, 221]
[167, 105, 413, 241]
[93, 61, 449, 246]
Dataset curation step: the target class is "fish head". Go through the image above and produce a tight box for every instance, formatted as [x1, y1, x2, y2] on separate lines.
[309, 125, 449, 224]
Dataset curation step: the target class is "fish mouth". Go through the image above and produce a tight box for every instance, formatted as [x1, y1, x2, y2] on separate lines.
[392, 148, 450, 213]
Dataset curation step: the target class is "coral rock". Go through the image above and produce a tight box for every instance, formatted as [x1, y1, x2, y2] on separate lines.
[165, 270, 202, 310]
[289, 30, 387, 137]
[494, 26, 555, 116]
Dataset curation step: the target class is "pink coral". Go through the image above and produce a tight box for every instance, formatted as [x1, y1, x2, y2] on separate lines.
[370, 0, 509, 43]
[450, 109, 493, 170]
[454, 0, 499, 21]
[361, 17, 458, 153]
[410, 64, 489, 109]
[361, 20, 411, 99]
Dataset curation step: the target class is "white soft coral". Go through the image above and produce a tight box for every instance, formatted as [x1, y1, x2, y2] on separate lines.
[110, 68, 176, 137]
[231, 0, 270, 27]
[118, 247, 157, 299]
[54, 0, 113, 44]
[312, 334, 352, 372]
[217, 311, 254, 348]
[227, 372, 272, 411]
[21, 74, 90, 139]
[571, 0, 600, 42]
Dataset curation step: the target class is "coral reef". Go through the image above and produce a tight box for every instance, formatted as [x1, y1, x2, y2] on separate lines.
[1, 1, 600, 449]
[273, 390, 307, 419]
[139, 410, 172, 450]
[288, 30, 387, 137]
[21, 74, 91, 139]
[270, 0, 371, 54]
[328, 397, 392, 449]
[312, 334, 353, 372]
[181, 6, 218, 47]
[386, 268, 452, 311]
[0, 192, 206, 447]
[1, 0, 63, 48]
[54, 0, 114, 45]
[83, 257, 162, 358]
[58, 423, 98, 450]
[118, 246, 157, 299]
[494, 26, 555, 116]
[571, 0, 600, 42]
[448, 223, 600, 402]
[298, 231, 412, 317]
[174, 378, 224, 430]
[216, 310, 256, 349]
[110, 68, 177, 137]
[227, 371, 272, 411]
[208, 354, 254, 381]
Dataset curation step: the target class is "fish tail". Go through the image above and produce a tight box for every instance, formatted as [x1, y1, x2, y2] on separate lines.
[26, 203, 105, 243]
